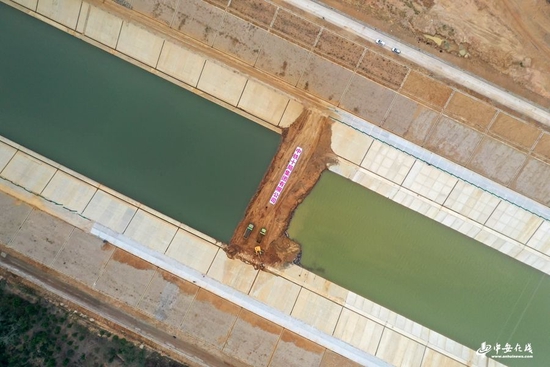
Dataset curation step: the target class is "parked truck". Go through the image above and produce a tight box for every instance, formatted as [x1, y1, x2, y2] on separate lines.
[243, 223, 254, 239]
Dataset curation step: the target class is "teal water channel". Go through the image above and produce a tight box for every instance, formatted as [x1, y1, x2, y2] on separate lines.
[0, 3, 280, 242]
[289, 172, 550, 366]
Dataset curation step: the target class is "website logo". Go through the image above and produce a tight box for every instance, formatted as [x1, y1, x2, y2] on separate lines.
[476, 342, 492, 355]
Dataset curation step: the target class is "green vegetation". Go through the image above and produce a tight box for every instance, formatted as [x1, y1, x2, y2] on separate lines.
[0, 277, 187, 367]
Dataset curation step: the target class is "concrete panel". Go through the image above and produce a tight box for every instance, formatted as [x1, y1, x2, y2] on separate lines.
[357, 50, 409, 90]
[303, 274, 349, 305]
[392, 188, 441, 220]
[207, 250, 258, 294]
[329, 160, 358, 180]
[314, 30, 364, 69]
[41, 170, 97, 213]
[291, 288, 342, 335]
[127, 0, 178, 26]
[249, 271, 300, 314]
[345, 292, 393, 325]
[269, 330, 325, 367]
[137, 269, 198, 327]
[84, 6, 122, 48]
[527, 221, 550, 256]
[490, 113, 541, 151]
[157, 41, 205, 87]
[0, 141, 17, 173]
[255, 32, 310, 86]
[443, 92, 496, 131]
[165, 229, 218, 273]
[331, 123, 373, 165]
[213, 14, 266, 65]
[361, 140, 416, 185]
[340, 75, 395, 126]
[376, 328, 426, 367]
[514, 247, 550, 273]
[333, 308, 384, 355]
[1, 151, 56, 194]
[511, 157, 550, 207]
[116, 21, 164, 67]
[12, 0, 37, 10]
[124, 209, 177, 253]
[297, 55, 354, 104]
[443, 181, 501, 224]
[469, 138, 527, 185]
[228, 0, 276, 29]
[320, 350, 363, 367]
[421, 348, 465, 367]
[181, 289, 240, 347]
[75, 1, 89, 33]
[51, 229, 115, 287]
[238, 80, 289, 125]
[426, 331, 473, 365]
[197, 61, 247, 106]
[385, 314, 430, 344]
[172, 0, 225, 45]
[485, 202, 543, 244]
[82, 190, 137, 233]
[279, 266, 348, 303]
[271, 8, 320, 48]
[402, 161, 458, 205]
[8, 209, 73, 265]
[279, 100, 304, 128]
[37, 0, 82, 29]
[433, 208, 482, 238]
[95, 249, 156, 306]
[424, 116, 483, 165]
[382, 94, 439, 145]
[0, 191, 33, 246]
[223, 309, 282, 367]
[474, 228, 524, 257]
[351, 168, 400, 199]
[401, 71, 452, 110]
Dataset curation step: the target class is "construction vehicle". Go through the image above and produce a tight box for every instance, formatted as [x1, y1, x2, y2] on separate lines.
[254, 246, 263, 256]
[243, 223, 254, 239]
[256, 227, 267, 243]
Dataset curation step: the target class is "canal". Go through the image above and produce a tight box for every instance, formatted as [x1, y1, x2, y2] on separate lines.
[289, 171, 550, 366]
[0, 2, 280, 243]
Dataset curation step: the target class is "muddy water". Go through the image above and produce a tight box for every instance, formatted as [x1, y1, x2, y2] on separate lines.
[289, 171, 550, 366]
[0, 3, 280, 242]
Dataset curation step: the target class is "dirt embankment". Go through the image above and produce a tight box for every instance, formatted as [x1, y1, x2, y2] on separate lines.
[225, 110, 336, 269]
[320, 0, 550, 108]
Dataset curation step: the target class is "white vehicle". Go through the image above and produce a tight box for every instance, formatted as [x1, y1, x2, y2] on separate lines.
[375, 39, 385, 46]
[391, 47, 401, 54]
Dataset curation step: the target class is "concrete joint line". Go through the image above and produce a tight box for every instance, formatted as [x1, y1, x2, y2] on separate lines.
[48, 226, 76, 269]
[397, 67, 411, 92]
[269, 7, 279, 28]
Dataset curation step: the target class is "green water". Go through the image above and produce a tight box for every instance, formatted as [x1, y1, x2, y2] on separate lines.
[289, 172, 550, 366]
[0, 3, 280, 242]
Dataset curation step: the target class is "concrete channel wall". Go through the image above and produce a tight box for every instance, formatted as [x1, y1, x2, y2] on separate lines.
[1, 0, 548, 366]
